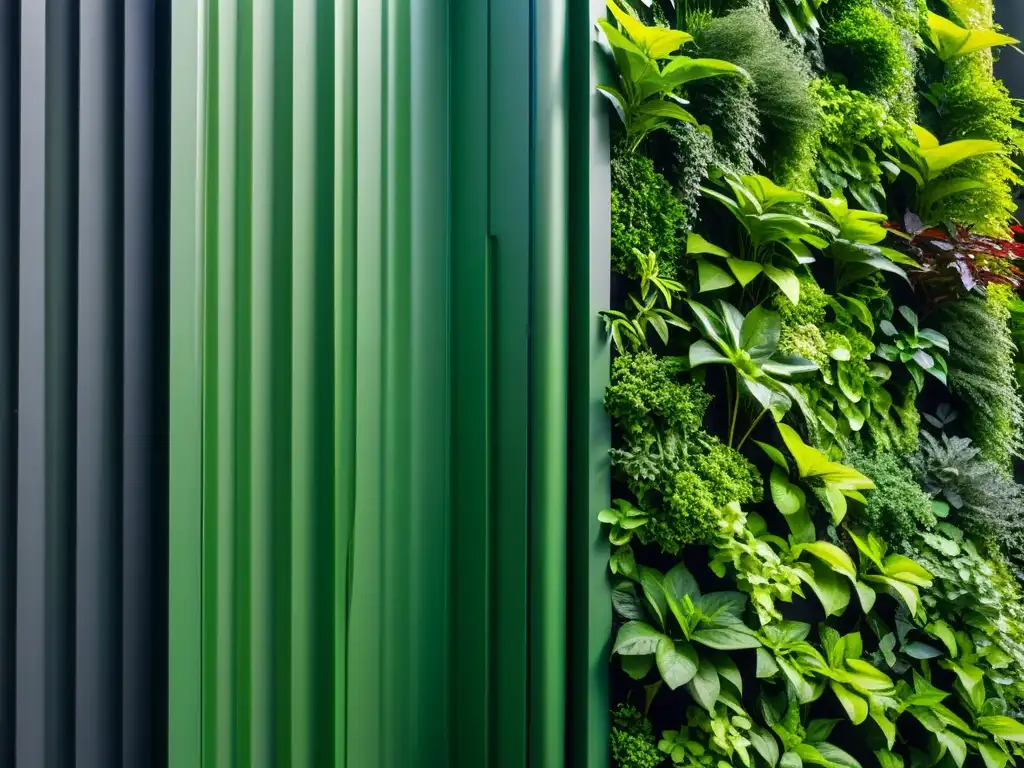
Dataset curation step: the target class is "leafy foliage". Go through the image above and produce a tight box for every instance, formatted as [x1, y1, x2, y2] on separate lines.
[821, 0, 914, 112]
[612, 704, 665, 768]
[686, 74, 762, 175]
[612, 153, 689, 278]
[937, 295, 1024, 467]
[692, 6, 820, 181]
[849, 450, 936, 549]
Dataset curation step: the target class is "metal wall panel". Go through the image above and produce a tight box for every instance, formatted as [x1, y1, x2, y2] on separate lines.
[169, 0, 610, 766]
[0, 1, 164, 766]
[168, 1, 450, 765]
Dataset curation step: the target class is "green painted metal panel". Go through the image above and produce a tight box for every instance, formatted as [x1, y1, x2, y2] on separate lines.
[169, 0, 610, 764]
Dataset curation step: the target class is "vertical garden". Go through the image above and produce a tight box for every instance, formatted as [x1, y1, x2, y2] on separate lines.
[597, 1, 1024, 768]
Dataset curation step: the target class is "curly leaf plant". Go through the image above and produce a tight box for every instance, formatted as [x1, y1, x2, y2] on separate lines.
[597, 0, 747, 152]
[690, 172, 838, 304]
[686, 300, 818, 447]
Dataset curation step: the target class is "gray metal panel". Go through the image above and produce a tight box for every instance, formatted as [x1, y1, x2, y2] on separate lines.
[5, 1, 163, 765]
[0, 1, 18, 765]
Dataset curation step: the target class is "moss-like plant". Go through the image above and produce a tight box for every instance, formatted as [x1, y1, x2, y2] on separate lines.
[611, 153, 689, 278]
[686, 74, 762, 175]
[822, 0, 914, 113]
[611, 704, 664, 768]
[849, 450, 936, 549]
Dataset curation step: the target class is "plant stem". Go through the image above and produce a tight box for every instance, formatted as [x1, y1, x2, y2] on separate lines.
[736, 407, 768, 451]
[728, 371, 740, 447]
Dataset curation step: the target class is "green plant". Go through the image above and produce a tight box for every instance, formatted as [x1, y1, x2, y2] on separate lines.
[763, 422, 875, 526]
[602, 248, 690, 354]
[876, 306, 950, 390]
[686, 300, 818, 446]
[597, 0, 747, 151]
[847, 529, 933, 618]
[887, 124, 1005, 224]
[812, 79, 902, 213]
[909, 429, 1024, 571]
[930, 52, 1023, 236]
[657, 725, 712, 768]
[761, 693, 864, 768]
[693, 172, 837, 304]
[810, 192, 920, 288]
[611, 562, 760, 693]
[848, 450, 936, 549]
[605, 352, 762, 552]
[926, 11, 1017, 62]
[611, 153, 689, 278]
[612, 704, 665, 768]
[822, 0, 914, 108]
[937, 296, 1024, 467]
[692, 7, 820, 180]
[657, 122, 717, 229]
[686, 76, 761, 174]
[601, 499, 652, 546]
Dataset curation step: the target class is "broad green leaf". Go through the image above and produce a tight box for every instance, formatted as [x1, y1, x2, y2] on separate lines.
[881, 555, 933, 587]
[757, 647, 780, 678]
[665, 562, 701, 602]
[621, 653, 655, 680]
[763, 263, 800, 305]
[814, 743, 862, 768]
[612, 582, 647, 620]
[757, 441, 789, 469]
[712, 653, 743, 694]
[831, 682, 868, 724]
[688, 232, 731, 258]
[729, 259, 763, 287]
[741, 306, 782, 361]
[640, 566, 668, 628]
[751, 727, 781, 768]
[865, 575, 921, 617]
[656, 636, 700, 689]
[902, 642, 942, 660]
[615, 621, 666, 656]
[660, 57, 748, 90]
[854, 581, 876, 613]
[689, 339, 731, 368]
[913, 124, 941, 151]
[796, 542, 857, 581]
[777, 424, 875, 490]
[686, 299, 728, 346]
[978, 716, 1024, 743]
[875, 750, 904, 768]
[687, 656, 721, 711]
[922, 139, 1005, 179]
[844, 659, 893, 691]
[698, 259, 736, 292]
[692, 624, 761, 650]
[719, 300, 746, 348]
[778, 657, 817, 704]
[634, 99, 697, 124]
[782, 752, 803, 768]
[927, 11, 1018, 62]
[941, 660, 985, 711]
[927, 620, 958, 657]
[978, 742, 1010, 768]
[801, 561, 851, 617]
[762, 355, 820, 377]
[695, 591, 748, 623]
[744, 174, 805, 206]
[935, 730, 967, 768]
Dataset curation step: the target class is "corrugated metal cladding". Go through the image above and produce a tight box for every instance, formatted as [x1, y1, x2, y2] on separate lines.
[0, 1, 166, 767]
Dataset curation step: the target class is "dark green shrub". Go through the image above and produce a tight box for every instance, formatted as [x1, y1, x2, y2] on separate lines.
[938, 291, 1024, 468]
[850, 450, 936, 548]
[611, 152, 688, 279]
[693, 6, 820, 183]
[610, 704, 662, 768]
[686, 76, 762, 176]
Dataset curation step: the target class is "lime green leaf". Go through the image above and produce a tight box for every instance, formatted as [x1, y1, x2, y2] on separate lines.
[688, 232, 731, 258]
[728, 259, 763, 286]
[832, 682, 868, 724]
[698, 259, 736, 292]
[762, 263, 801, 305]
[978, 716, 1024, 743]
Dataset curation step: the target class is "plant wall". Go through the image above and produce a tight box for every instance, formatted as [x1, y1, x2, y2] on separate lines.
[596, 2, 1024, 767]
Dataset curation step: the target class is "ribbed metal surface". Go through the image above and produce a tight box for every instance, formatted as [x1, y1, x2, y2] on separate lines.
[169, 0, 609, 766]
[168, 1, 449, 765]
[0, 1, 164, 766]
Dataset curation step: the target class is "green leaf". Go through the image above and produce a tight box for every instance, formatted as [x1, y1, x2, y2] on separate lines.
[935, 730, 967, 768]
[865, 575, 921, 617]
[978, 716, 1024, 743]
[756, 647, 780, 678]
[782, 752, 803, 768]
[659, 57, 748, 90]
[762, 263, 800, 305]
[712, 653, 744, 694]
[640, 566, 668, 628]
[614, 621, 665, 656]
[814, 743, 862, 768]
[854, 581, 876, 613]
[698, 259, 736, 292]
[801, 560, 851, 617]
[881, 555, 933, 587]
[687, 656, 722, 711]
[656, 636, 700, 689]
[665, 562, 701, 602]
[757, 442, 789, 470]
[741, 306, 782, 361]
[692, 625, 761, 650]
[695, 591, 748, 623]
[689, 339, 731, 368]
[621, 653, 655, 680]
[921, 138, 1005, 179]
[688, 232, 731, 258]
[978, 742, 1010, 768]
[903, 642, 942, 660]
[728, 259, 763, 287]
[796, 542, 857, 581]
[831, 682, 868, 724]
[927, 11, 1018, 61]
[751, 727, 780, 768]
[612, 582, 647, 620]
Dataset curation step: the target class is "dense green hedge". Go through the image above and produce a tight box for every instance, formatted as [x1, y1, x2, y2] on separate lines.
[596, 2, 1024, 768]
